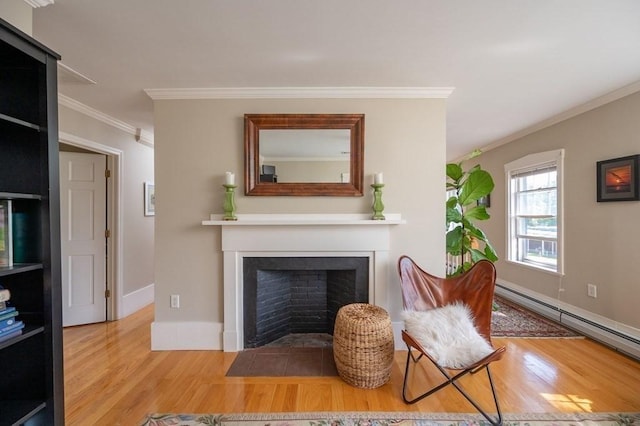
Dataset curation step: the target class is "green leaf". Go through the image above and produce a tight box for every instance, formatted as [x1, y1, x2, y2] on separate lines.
[463, 205, 490, 221]
[468, 164, 481, 174]
[469, 248, 488, 263]
[446, 207, 462, 226]
[446, 196, 458, 209]
[446, 226, 463, 254]
[467, 223, 489, 243]
[458, 169, 494, 206]
[446, 163, 463, 181]
[484, 242, 498, 261]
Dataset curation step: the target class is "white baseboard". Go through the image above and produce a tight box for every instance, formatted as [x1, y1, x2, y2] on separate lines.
[392, 321, 405, 350]
[151, 321, 223, 350]
[121, 283, 154, 318]
[496, 279, 640, 360]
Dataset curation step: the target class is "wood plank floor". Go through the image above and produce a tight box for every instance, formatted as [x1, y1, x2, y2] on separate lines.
[63, 304, 640, 425]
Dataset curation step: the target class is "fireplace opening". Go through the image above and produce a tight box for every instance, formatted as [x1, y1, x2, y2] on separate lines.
[243, 257, 369, 348]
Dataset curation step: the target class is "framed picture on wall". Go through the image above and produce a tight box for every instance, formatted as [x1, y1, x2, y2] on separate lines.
[596, 154, 640, 202]
[477, 193, 491, 208]
[144, 182, 155, 216]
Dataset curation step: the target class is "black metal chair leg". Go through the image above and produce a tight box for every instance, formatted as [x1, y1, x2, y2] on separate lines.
[402, 348, 502, 426]
[450, 366, 502, 425]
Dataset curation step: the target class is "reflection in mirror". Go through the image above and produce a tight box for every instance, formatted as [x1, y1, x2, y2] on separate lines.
[260, 129, 351, 183]
[244, 114, 364, 196]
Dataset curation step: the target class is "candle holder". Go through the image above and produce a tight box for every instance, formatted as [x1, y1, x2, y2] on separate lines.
[222, 184, 238, 221]
[371, 183, 385, 220]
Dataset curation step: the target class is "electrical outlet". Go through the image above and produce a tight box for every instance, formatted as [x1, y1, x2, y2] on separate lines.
[587, 284, 597, 298]
[170, 294, 180, 308]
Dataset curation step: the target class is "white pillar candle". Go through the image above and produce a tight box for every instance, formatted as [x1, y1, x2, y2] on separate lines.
[374, 172, 383, 184]
[225, 172, 235, 185]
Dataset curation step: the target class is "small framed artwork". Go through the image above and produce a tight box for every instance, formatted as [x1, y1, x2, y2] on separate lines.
[144, 182, 155, 216]
[596, 154, 640, 202]
[477, 193, 491, 208]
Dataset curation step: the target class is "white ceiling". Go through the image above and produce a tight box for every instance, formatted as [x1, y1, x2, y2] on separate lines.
[32, 0, 640, 160]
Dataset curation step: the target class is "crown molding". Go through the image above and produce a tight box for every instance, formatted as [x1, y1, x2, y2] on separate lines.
[144, 86, 455, 100]
[473, 79, 640, 160]
[58, 94, 154, 147]
[23, 0, 54, 7]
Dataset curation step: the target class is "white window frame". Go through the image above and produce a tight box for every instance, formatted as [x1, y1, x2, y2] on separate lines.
[505, 149, 565, 275]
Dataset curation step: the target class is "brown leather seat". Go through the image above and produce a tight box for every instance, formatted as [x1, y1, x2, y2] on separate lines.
[398, 255, 506, 425]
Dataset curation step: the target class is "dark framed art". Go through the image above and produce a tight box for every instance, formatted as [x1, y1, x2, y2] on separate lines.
[477, 193, 491, 208]
[596, 154, 640, 202]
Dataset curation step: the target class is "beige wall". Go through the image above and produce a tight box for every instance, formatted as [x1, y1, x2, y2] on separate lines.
[58, 105, 155, 304]
[153, 98, 446, 329]
[475, 90, 640, 330]
[0, 0, 32, 35]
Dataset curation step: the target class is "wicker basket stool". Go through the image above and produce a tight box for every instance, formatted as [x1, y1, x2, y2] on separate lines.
[333, 303, 394, 389]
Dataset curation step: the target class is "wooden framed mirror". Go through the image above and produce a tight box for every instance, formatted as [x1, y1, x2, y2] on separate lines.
[244, 113, 364, 196]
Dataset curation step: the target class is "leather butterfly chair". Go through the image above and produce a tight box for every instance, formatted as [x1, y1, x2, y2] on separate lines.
[398, 255, 506, 425]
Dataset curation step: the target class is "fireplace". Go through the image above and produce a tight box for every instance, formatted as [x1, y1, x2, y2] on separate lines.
[243, 257, 369, 348]
[201, 213, 404, 351]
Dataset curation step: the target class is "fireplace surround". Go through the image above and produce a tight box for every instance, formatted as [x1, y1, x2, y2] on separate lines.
[202, 213, 405, 351]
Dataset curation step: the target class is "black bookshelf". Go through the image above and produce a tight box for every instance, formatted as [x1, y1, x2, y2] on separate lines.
[0, 17, 64, 426]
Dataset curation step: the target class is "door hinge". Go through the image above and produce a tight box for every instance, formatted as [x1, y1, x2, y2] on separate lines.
[105, 169, 111, 178]
[105, 229, 111, 238]
[105, 289, 111, 298]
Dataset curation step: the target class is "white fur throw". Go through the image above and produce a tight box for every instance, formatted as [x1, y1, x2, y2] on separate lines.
[402, 303, 494, 369]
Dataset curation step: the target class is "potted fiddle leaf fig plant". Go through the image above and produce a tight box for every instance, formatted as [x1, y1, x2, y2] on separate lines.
[446, 150, 498, 277]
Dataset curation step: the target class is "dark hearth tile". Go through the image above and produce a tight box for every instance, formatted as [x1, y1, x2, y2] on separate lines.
[322, 348, 338, 376]
[249, 353, 289, 376]
[284, 349, 323, 376]
[252, 346, 292, 354]
[225, 351, 256, 376]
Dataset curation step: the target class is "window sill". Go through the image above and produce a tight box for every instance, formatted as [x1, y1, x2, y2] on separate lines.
[506, 259, 564, 277]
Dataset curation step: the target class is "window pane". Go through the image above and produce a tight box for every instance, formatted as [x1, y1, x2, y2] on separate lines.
[516, 189, 557, 216]
[517, 217, 557, 238]
[517, 170, 556, 191]
[520, 237, 557, 267]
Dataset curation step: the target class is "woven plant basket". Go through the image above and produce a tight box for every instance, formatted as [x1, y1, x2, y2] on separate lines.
[333, 303, 394, 389]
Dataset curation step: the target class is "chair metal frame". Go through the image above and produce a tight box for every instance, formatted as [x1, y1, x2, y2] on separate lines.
[398, 255, 506, 426]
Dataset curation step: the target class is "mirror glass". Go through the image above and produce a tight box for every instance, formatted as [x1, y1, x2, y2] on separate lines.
[244, 114, 364, 196]
[260, 129, 351, 183]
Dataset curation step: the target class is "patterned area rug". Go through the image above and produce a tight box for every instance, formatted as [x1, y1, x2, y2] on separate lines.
[491, 296, 582, 338]
[140, 411, 640, 426]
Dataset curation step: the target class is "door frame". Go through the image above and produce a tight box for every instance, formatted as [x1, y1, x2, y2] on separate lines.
[59, 131, 124, 321]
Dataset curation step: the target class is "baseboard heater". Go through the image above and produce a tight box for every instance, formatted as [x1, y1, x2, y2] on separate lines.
[495, 283, 640, 361]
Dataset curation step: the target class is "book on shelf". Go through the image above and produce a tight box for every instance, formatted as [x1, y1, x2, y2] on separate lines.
[0, 305, 16, 318]
[0, 199, 12, 267]
[0, 308, 18, 327]
[0, 288, 10, 302]
[0, 327, 24, 344]
[0, 319, 23, 335]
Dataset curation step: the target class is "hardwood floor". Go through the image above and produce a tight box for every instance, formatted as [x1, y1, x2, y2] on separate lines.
[63, 304, 640, 425]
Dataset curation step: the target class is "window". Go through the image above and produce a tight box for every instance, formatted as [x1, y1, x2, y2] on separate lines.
[505, 150, 564, 274]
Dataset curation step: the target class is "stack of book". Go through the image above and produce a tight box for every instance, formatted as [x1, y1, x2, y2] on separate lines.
[0, 287, 24, 343]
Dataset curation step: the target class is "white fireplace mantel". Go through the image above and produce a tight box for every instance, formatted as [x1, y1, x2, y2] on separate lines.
[202, 213, 405, 351]
[202, 213, 405, 226]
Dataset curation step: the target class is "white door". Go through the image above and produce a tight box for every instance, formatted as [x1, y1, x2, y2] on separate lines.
[60, 152, 107, 326]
